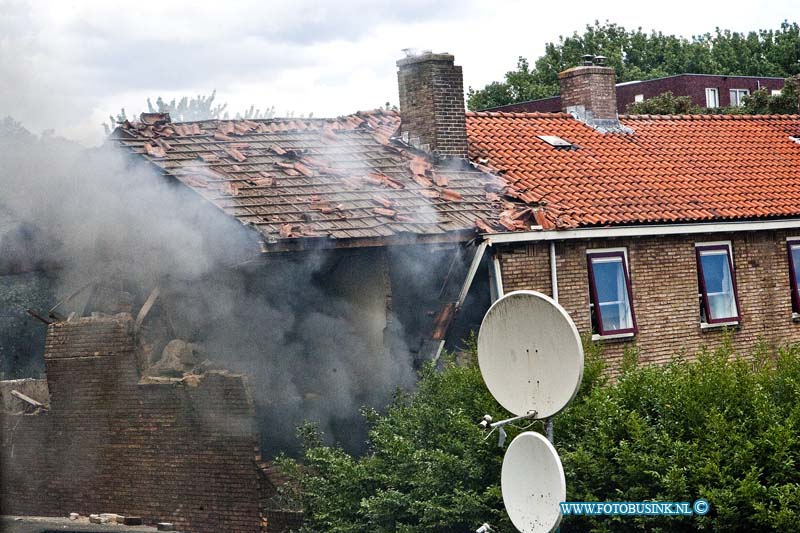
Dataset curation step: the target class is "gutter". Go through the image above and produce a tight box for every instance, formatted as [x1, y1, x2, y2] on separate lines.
[483, 219, 800, 245]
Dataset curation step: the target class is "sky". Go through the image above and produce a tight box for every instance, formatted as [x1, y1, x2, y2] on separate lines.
[1, 0, 796, 145]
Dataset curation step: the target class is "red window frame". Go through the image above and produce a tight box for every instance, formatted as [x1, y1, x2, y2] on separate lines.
[586, 250, 637, 336]
[787, 240, 800, 314]
[696, 243, 741, 324]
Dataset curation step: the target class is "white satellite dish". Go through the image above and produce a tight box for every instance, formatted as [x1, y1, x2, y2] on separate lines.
[501, 431, 566, 533]
[478, 290, 583, 418]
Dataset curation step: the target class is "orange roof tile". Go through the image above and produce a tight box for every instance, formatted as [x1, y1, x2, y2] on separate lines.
[466, 111, 800, 227]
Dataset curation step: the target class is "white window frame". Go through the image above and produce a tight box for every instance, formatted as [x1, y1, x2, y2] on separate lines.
[705, 88, 719, 108]
[729, 88, 749, 107]
[695, 241, 740, 329]
[586, 247, 636, 341]
[787, 237, 800, 320]
[634, 94, 644, 103]
[772, 89, 783, 96]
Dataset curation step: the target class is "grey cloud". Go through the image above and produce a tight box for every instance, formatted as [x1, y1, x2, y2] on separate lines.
[240, 0, 465, 45]
[77, 38, 311, 94]
[0, 0, 471, 141]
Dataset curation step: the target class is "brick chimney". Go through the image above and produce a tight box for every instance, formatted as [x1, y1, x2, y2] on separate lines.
[396, 52, 468, 158]
[558, 60, 626, 131]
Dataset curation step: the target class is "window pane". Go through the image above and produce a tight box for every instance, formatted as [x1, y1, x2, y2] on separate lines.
[699, 250, 737, 320]
[591, 257, 633, 331]
[705, 88, 718, 108]
[729, 89, 749, 107]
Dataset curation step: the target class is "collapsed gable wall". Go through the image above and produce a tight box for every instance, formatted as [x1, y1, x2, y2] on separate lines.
[1, 314, 261, 532]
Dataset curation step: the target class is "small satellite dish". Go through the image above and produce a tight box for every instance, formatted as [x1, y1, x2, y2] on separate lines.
[501, 431, 566, 533]
[478, 290, 583, 418]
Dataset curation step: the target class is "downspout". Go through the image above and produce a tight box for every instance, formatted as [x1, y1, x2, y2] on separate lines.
[546, 241, 558, 444]
[489, 251, 504, 302]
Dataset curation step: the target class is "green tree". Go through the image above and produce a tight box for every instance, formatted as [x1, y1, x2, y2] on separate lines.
[738, 76, 800, 114]
[625, 91, 701, 114]
[0, 116, 37, 143]
[281, 353, 516, 532]
[467, 21, 800, 110]
[283, 337, 800, 532]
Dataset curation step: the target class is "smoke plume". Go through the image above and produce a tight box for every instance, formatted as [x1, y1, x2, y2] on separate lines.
[0, 117, 425, 454]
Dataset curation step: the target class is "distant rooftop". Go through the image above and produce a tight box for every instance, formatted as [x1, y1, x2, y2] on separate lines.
[483, 72, 787, 112]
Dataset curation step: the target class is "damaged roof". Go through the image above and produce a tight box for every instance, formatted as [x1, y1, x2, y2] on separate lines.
[110, 110, 503, 251]
[467, 112, 800, 228]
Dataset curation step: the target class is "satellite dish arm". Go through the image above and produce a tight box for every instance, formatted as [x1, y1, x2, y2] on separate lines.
[480, 411, 538, 447]
[483, 411, 539, 430]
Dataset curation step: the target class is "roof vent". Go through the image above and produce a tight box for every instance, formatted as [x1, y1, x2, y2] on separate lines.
[537, 135, 575, 149]
[593, 55, 607, 66]
[581, 54, 594, 66]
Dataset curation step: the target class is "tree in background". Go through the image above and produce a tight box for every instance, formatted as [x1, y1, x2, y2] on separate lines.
[738, 76, 800, 114]
[468, 21, 800, 110]
[146, 91, 228, 122]
[280, 336, 800, 532]
[624, 91, 700, 115]
[102, 92, 283, 135]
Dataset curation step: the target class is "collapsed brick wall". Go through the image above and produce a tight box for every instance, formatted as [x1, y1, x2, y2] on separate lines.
[497, 230, 800, 371]
[1, 314, 261, 532]
[0, 377, 48, 412]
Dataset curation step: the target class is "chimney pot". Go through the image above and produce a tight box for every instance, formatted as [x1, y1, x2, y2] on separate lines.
[581, 54, 595, 66]
[593, 55, 607, 66]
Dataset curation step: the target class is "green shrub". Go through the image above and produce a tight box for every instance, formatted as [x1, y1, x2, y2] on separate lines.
[283, 338, 800, 532]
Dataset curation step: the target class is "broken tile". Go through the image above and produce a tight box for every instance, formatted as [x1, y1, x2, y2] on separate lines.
[440, 189, 463, 202]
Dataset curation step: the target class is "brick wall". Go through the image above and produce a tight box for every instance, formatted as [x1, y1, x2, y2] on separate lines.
[264, 510, 304, 532]
[397, 53, 468, 158]
[0, 377, 48, 412]
[497, 231, 800, 371]
[616, 74, 787, 111]
[1, 314, 261, 532]
[558, 65, 618, 120]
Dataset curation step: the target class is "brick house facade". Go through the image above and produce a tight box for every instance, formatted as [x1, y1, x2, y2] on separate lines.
[492, 230, 800, 370]
[396, 52, 800, 369]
